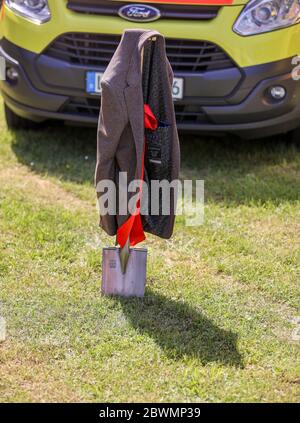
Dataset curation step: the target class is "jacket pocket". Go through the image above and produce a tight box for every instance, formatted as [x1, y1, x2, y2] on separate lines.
[145, 124, 172, 181]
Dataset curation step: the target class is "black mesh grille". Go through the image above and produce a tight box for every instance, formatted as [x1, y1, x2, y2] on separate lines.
[67, 0, 220, 20]
[43, 33, 235, 73]
[60, 97, 209, 126]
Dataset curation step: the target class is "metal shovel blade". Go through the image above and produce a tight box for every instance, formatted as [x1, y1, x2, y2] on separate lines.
[101, 247, 147, 297]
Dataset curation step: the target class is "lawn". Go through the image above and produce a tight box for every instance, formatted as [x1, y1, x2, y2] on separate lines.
[0, 100, 299, 402]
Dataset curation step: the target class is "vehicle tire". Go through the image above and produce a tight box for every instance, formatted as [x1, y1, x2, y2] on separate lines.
[4, 103, 43, 130]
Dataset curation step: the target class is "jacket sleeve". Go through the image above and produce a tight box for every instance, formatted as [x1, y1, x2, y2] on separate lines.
[95, 81, 127, 236]
[95, 81, 126, 187]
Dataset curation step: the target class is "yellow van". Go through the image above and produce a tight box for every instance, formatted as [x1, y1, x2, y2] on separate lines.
[0, 0, 300, 138]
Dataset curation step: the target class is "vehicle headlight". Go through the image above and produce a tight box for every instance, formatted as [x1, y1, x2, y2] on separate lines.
[5, 0, 51, 24]
[233, 0, 300, 36]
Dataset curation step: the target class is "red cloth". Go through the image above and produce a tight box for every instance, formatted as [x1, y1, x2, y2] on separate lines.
[116, 104, 158, 248]
[0, 3, 5, 21]
[130, 0, 233, 4]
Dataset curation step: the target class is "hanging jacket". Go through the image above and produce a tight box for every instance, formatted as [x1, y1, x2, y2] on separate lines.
[95, 29, 180, 246]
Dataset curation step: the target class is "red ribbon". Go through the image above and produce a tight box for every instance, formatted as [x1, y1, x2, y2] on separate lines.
[118, 0, 233, 4]
[0, 3, 5, 21]
[116, 104, 158, 248]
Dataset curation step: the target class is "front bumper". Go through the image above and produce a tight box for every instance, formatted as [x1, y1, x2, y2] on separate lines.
[0, 37, 299, 139]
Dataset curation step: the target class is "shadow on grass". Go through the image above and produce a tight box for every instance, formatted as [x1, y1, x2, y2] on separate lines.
[116, 290, 243, 367]
[11, 122, 97, 185]
[10, 123, 300, 205]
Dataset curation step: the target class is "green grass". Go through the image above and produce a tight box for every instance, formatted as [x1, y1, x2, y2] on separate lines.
[0, 101, 299, 402]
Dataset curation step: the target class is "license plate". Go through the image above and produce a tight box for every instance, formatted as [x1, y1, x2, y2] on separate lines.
[172, 77, 184, 100]
[86, 72, 184, 100]
[86, 71, 103, 94]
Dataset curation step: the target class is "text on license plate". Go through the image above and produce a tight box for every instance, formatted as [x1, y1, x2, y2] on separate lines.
[86, 72, 184, 100]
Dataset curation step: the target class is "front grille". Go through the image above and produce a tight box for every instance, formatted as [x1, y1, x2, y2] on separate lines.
[67, 0, 220, 20]
[43, 33, 235, 73]
[60, 97, 209, 125]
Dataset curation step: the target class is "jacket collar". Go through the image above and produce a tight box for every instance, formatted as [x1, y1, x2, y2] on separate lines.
[122, 29, 164, 87]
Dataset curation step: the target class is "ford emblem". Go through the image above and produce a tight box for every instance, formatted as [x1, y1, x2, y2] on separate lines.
[118, 4, 161, 23]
